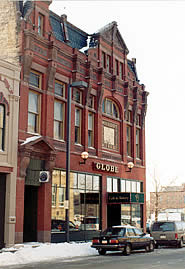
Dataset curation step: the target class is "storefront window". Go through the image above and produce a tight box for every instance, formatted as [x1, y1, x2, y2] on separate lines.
[51, 171, 101, 233]
[131, 204, 141, 228]
[121, 204, 131, 225]
[121, 179, 126, 192]
[131, 181, 137, 193]
[126, 180, 131, 192]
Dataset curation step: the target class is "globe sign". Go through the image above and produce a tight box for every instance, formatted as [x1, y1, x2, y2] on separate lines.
[39, 171, 49, 182]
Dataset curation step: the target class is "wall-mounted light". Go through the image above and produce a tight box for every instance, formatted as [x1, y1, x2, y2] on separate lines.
[126, 161, 134, 172]
[80, 151, 89, 164]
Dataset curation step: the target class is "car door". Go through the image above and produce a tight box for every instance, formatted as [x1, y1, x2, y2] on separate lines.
[127, 228, 137, 249]
[134, 228, 147, 249]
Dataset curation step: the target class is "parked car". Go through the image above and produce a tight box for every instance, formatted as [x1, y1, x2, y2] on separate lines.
[150, 220, 185, 248]
[91, 225, 155, 255]
[51, 219, 78, 232]
[80, 216, 99, 231]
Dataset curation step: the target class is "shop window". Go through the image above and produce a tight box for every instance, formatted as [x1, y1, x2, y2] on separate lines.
[73, 88, 82, 104]
[75, 108, 81, 144]
[38, 13, 44, 36]
[0, 104, 5, 151]
[52, 184, 57, 207]
[102, 98, 119, 119]
[88, 112, 94, 148]
[121, 204, 131, 225]
[54, 100, 64, 140]
[126, 180, 131, 192]
[131, 181, 137, 193]
[29, 71, 41, 89]
[137, 182, 141, 193]
[131, 204, 141, 228]
[58, 187, 65, 207]
[86, 175, 93, 191]
[107, 177, 118, 192]
[121, 179, 126, 192]
[55, 80, 65, 97]
[78, 174, 86, 190]
[28, 91, 40, 133]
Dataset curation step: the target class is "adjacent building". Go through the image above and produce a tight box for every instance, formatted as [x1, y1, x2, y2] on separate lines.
[0, 0, 148, 246]
[0, 60, 20, 248]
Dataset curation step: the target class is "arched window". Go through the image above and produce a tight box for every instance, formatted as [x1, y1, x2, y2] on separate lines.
[0, 104, 5, 151]
[102, 98, 119, 119]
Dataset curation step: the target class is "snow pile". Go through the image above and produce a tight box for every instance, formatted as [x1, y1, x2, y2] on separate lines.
[0, 242, 97, 267]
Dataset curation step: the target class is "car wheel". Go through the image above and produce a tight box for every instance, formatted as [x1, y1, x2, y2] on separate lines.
[149, 241, 154, 252]
[178, 239, 183, 248]
[98, 249, 106, 255]
[124, 244, 131, 255]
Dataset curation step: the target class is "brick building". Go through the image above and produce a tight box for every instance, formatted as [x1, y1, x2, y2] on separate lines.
[150, 184, 185, 218]
[0, 0, 148, 246]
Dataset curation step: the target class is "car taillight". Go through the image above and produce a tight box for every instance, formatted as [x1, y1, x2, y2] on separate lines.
[110, 239, 119, 244]
[175, 233, 178, 239]
[92, 239, 99, 244]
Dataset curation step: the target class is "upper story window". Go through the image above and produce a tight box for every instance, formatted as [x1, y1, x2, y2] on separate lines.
[107, 55, 111, 73]
[88, 95, 95, 109]
[55, 80, 65, 97]
[120, 62, 123, 80]
[54, 100, 64, 140]
[75, 107, 81, 144]
[29, 71, 41, 89]
[102, 51, 106, 69]
[102, 98, 119, 119]
[126, 110, 132, 123]
[88, 112, 94, 148]
[73, 88, 82, 104]
[28, 91, 40, 133]
[115, 59, 119, 76]
[0, 104, 5, 151]
[38, 14, 44, 36]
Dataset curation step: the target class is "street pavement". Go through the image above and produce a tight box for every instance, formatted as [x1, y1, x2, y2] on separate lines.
[2, 247, 185, 269]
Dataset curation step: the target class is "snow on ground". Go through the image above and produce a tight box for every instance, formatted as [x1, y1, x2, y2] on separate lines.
[0, 242, 98, 267]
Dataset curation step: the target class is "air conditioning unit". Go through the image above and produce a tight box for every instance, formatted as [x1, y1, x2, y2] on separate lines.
[39, 171, 49, 183]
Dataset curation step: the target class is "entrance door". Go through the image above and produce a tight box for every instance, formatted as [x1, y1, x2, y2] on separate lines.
[23, 186, 38, 242]
[107, 204, 121, 227]
[0, 174, 6, 249]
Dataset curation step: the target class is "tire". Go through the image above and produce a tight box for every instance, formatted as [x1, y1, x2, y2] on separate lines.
[98, 249, 106, 255]
[149, 241, 154, 252]
[124, 244, 131, 255]
[178, 239, 183, 248]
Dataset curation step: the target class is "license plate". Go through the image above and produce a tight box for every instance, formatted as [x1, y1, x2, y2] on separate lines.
[160, 235, 166, 239]
[102, 240, 107, 244]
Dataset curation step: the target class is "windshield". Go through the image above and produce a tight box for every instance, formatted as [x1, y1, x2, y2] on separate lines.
[152, 222, 175, 232]
[101, 227, 126, 236]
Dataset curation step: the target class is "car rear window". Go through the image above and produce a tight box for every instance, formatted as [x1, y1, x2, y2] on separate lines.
[101, 227, 126, 236]
[152, 222, 175, 232]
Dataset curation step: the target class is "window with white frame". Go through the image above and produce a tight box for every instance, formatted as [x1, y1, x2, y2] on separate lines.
[102, 98, 119, 119]
[75, 108, 81, 144]
[28, 91, 40, 133]
[88, 112, 94, 147]
[55, 80, 65, 97]
[54, 101, 64, 140]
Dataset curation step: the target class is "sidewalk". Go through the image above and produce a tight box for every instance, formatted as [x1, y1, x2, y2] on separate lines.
[0, 242, 97, 267]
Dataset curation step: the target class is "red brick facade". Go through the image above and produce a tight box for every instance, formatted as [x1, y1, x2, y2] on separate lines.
[15, 1, 148, 243]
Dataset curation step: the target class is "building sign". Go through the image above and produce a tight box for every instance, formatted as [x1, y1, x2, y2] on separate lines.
[93, 162, 118, 173]
[80, 193, 99, 204]
[131, 193, 144, 203]
[107, 193, 130, 203]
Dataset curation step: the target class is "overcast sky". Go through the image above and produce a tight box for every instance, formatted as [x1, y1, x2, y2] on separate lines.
[50, 1, 185, 194]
